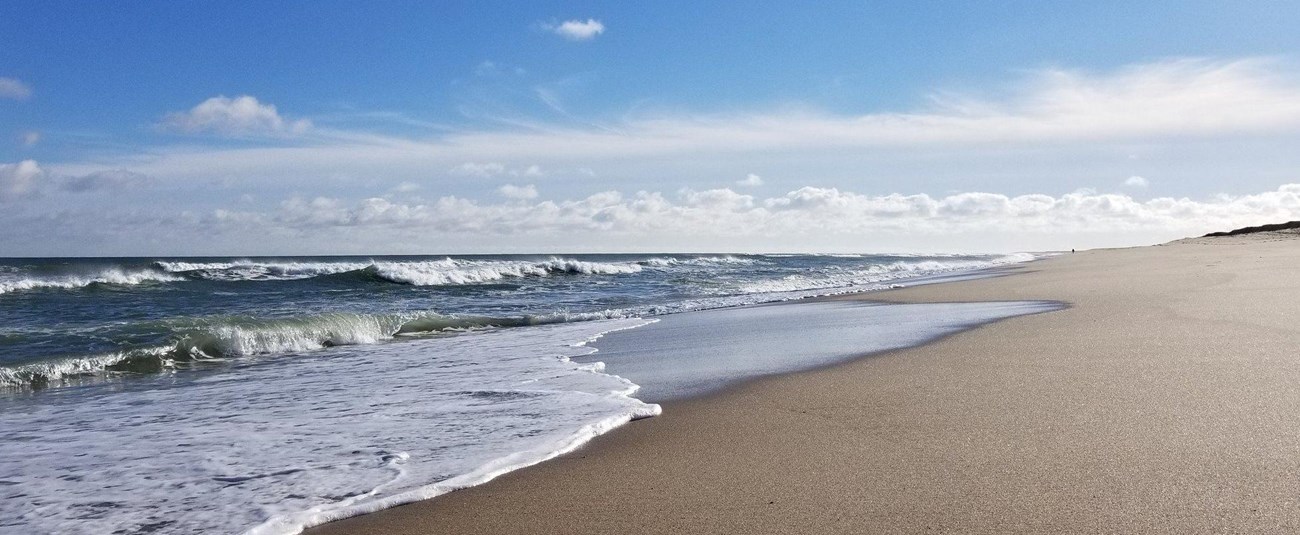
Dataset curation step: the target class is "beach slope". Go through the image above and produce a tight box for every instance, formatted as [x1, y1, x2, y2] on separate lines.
[311, 230, 1300, 533]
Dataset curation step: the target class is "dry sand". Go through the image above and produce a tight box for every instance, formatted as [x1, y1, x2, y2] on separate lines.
[310, 232, 1300, 534]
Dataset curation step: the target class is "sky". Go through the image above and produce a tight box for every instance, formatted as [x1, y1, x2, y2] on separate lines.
[3, 1, 1300, 256]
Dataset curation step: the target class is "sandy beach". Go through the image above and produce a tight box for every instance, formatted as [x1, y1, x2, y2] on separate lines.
[310, 230, 1300, 534]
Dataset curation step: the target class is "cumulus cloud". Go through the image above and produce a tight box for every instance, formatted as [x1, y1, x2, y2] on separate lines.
[0, 160, 44, 201]
[20, 131, 40, 147]
[11, 182, 1300, 255]
[544, 19, 605, 41]
[161, 95, 312, 136]
[215, 184, 1300, 248]
[498, 184, 539, 200]
[1125, 175, 1149, 188]
[0, 77, 32, 100]
[737, 173, 764, 187]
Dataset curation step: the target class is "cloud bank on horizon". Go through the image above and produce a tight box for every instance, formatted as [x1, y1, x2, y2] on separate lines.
[3, 2, 1300, 255]
[5, 154, 1300, 255]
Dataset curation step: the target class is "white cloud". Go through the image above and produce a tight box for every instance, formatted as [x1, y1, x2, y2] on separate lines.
[451, 161, 507, 177]
[450, 162, 544, 178]
[0, 78, 32, 100]
[1, 161, 154, 200]
[60, 169, 152, 192]
[20, 131, 40, 147]
[205, 183, 1300, 251]
[545, 19, 605, 41]
[737, 173, 764, 187]
[9, 181, 1300, 255]
[498, 184, 539, 200]
[0, 160, 44, 201]
[23, 57, 1300, 254]
[392, 182, 421, 193]
[52, 58, 1300, 190]
[1125, 175, 1149, 188]
[161, 95, 312, 136]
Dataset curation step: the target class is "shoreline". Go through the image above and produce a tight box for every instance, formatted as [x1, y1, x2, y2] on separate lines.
[310, 233, 1300, 533]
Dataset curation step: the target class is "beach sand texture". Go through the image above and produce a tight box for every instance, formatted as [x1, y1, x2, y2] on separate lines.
[311, 231, 1300, 534]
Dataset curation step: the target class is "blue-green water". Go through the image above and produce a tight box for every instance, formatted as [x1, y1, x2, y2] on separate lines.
[0, 253, 1031, 387]
[0, 252, 1039, 534]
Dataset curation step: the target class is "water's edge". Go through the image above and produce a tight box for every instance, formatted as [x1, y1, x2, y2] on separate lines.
[299, 274, 1062, 534]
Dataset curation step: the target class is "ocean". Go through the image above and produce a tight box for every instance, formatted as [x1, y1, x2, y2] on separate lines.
[0, 253, 1046, 534]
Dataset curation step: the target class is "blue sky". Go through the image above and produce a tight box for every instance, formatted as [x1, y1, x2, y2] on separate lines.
[3, 1, 1300, 255]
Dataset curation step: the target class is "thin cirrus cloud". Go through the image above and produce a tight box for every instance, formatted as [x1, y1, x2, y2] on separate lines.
[160, 95, 313, 136]
[543, 19, 605, 41]
[451, 162, 544, 178]
[0, 77, 32, 100]
[79, 56, 1300, 184]
[22, 58, 1287, 182]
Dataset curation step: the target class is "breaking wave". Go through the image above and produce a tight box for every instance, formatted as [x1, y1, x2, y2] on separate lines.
[367, 258, 641, 286]
[1, 252, 1042, 388]
[154, 260, 367, 281]
[154, 257, 642, 285]
[637, 255, 760, 267]
[0, 269, 184, 295]
[0, 310, 633, 388]
[738, 253, 1035, 294]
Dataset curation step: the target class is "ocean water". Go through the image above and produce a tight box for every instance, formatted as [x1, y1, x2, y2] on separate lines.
[0, 253, 1039, 534]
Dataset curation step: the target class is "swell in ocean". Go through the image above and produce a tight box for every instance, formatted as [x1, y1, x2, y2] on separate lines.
[0, 253, 1035, 389]
[0, 252, 1043, 534]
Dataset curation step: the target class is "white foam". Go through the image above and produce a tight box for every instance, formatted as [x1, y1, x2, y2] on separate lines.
[738, 253, 1035, 294]
[638, 255, 759, 267]
[0, 268, 184, 295]
[0, 349, 156, 386]
[156, 260, 368, 281]
[372, 257, 641, 286]
[0, 311, 588, 388]
[0, 319, 659, 535]
[156, 257, 643, 284]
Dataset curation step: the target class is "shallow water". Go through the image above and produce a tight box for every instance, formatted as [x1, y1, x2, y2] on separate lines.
[0, 252, 1045, 534]
[588, 300, 1063, 402]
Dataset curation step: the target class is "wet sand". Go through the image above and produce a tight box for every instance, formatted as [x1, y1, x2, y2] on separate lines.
[310, 231, 1300, 534]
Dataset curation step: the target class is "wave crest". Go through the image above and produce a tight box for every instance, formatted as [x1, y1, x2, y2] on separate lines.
[738, 253, 1035, 294]
[637, 255, 759, 267]
[369, 258, 641, 286]
[155, 260, 367, 281]
[154, 257, 642, 285]
[0, 269, 184, 295]
[0, 309, 635, 388]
